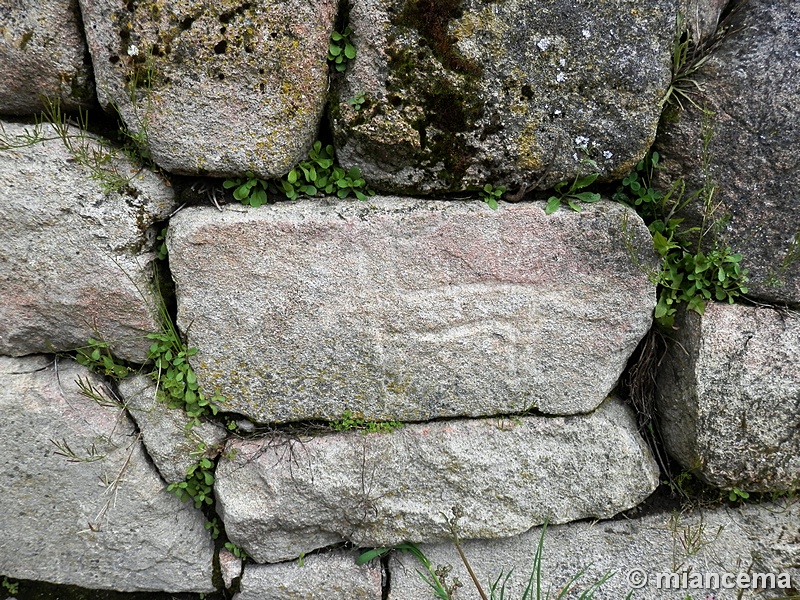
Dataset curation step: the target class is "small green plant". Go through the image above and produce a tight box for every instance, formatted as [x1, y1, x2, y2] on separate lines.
[348, 92, 366, 110]
[614, 151, 664, 218]
[223, 142, 375, 205]
[728, 488, 750, 503]
[280, 140, 336, 199]
[661, 15, 712, 111]
[2, 576, 19, 595]
[225, 541, 248, 560]
[480, 184, 506, 210]
[329, 410, 403, 434]
[155, 226, 168, 260]
[667, 512, 723, 571]
[653, 241, 748, 326]
[147, 328, 223, 424]
[122, 44, 158, 97]
[328, 26, 356, 72]
[328, 165, 373, 200]
[205, 516, 221, 540]
[280, 141, 375, 201]
[222, 171, 270, 207]
[764, 231, 800, 288]
[75, 338, 131, 380]
[167, 456, 215, 509]
[662, 468, 704, 499]
[358, 543, 461, 599]
[615, 150, 748, 328]
[0, 98, 157, 194]
[486, 521, 613, 599]
[50, 437, 106, 463]
[546, 159, 601, 214]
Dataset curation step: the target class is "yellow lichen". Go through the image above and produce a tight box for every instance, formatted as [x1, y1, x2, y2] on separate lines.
[514, 120, 545, 171]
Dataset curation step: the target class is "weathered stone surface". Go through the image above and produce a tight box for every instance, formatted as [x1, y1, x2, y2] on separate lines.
[234, 551, 382, 600]
[656, 303, 800, 492]
[219, 549, 244, 590]
[79, 0, 336, 178]
[389, 500, 800, 599]
[680, 0, 730, 44]
[168, 198, 658, 423]
[0, 120, 175, 362]
[0, 0, 95, 114]
[0, 356, 215, 592]
[215, 398, 659, 563]
[118, 374, 228, 484]
[656, 0, 800, 303]
[332, 0, 675, 194]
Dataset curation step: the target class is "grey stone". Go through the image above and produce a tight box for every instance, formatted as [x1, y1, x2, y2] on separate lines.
[214, 398, 659, 563]
[0, 120, 175, 362]
[234, 551, 382, 600]
[78, 0, 336, 178]
[331, 0, 676, 194]
[0, 356, 215, 593]
[656, 0, 800, 303]
[656, 303, 800, 492]
[388, 500, 800, 599]
[0, 0, 95, 115]
[167, 198, 658, 423]
[118, 374, 228, 484]
[219, 549, 243, 590]
[680, 0, 730, 44]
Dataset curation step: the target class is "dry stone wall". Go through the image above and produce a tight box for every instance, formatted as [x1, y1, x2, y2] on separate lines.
[0, 0, 798, 598]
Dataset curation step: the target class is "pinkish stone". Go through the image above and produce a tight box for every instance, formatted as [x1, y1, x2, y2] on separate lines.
[168, 197, 657, 422]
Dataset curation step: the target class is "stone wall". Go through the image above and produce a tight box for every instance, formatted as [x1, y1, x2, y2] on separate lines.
[0, 0, 798, 599]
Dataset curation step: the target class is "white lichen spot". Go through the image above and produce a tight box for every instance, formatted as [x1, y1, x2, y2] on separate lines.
[556, 72, 566, 83]
[574, 135, 590, 149]
[582, 29, 591, 39]
[537, 38, 551, 52]
[127, 44, 139, 56]
[603, 150, 614, 159]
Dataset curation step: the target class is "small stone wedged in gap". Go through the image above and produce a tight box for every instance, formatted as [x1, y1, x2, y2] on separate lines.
[118, 374, 228, 484]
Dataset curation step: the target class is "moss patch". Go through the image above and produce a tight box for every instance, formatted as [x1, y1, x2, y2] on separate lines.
[377, 0, 487, 187]
[396, 0, 481, 76]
